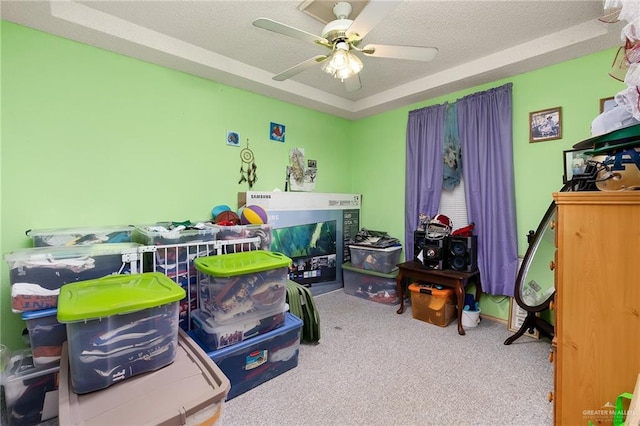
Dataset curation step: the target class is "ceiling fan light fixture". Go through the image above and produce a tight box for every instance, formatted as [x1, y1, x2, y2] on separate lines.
[345, 52, 363, 75]
[255, 0, 435, 90]
[321, 41, 363, 80]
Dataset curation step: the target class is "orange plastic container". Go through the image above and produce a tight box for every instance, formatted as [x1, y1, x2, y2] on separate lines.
[408, 283, 457, 327]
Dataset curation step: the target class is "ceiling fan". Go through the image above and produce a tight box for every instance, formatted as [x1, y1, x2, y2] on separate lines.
[253, 1, 438, 92]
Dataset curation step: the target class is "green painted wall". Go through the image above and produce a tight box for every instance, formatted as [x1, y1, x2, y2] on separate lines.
[1, 21, 351, 349]
[0, 20, 626, 348]
[350, 49, 624, 320]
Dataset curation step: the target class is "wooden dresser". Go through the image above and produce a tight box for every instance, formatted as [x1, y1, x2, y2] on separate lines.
[552, 192, 640, 425]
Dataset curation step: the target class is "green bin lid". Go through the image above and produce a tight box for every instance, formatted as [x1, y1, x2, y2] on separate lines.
[573, 122, 640, 153]
[194, 250, 291, 277]
[57, 272, 185, 322]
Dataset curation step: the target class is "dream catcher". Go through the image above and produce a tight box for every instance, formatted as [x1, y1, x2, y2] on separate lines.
[238, 139, 258, 188]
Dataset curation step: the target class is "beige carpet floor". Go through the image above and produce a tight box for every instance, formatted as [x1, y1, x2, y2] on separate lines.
[221, 289, 554, 426]
[2, 289, 553, 426]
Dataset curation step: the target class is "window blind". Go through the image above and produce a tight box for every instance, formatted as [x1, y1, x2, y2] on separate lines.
[439, 178, 469, 232]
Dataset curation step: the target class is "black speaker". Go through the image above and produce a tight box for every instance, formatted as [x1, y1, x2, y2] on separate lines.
[421, 237, 447, 270]
[413, 230, 426, 260]
[447, 236, 478, 272]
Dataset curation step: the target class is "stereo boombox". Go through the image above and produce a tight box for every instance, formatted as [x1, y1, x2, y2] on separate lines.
[414, 231, 478, 272]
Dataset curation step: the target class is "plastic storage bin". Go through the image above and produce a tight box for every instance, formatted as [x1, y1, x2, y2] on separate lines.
[348, 245, 402, 274]
[133, 222, 220, 245]
[195, 250, 291, 322]
[26, 225, 134, 247]
[22, 308, 67, 366]
[4, 243, 141, 313]
[57, 272, 186, 394]
[143, 223, 273, 331]
[149, 242, 206, 331]
[192, 312, 302, 400]
[58, 329, 230, 425]
[342, 262, 399, 305]
[191, 304, 287, 351]
[0, 349, 60, 426]
[144, 231, 218, 332]
[409, 283, 457, 327]
[216, 223, 273, 252]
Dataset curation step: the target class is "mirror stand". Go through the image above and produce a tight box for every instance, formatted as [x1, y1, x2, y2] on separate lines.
[503, 183, 570, 346]
[504, 310, 554, 345]
[504, 228, 555, 345]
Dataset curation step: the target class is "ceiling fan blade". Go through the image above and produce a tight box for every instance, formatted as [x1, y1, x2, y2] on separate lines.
[362, 44, 438, 62]
[273, 55, 327, 81]
[344, 74, 362, 92]
[253, 18, 327, 45]
[347, 0, 400, 40]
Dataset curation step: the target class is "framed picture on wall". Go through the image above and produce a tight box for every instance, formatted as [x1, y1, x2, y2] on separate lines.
[529, 107, 562, 143]
[600, 96, 616, 113]
[270, 122, 285, 142]
[563, 148, 591, 183]
[226, 131, 240, 147]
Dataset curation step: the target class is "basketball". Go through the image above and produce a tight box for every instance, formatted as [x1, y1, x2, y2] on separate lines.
[211, 204, 231, 219]
[215, 211, 241, 225]
[240, 205, 268, 225]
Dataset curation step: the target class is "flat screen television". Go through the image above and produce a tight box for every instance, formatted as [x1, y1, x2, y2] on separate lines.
[270, 220, 337, 286]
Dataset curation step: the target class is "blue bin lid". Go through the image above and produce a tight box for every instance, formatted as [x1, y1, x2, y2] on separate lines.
[22, 308, 58, 320]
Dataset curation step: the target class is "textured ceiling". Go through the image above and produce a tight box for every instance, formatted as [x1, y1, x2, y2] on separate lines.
[0, 0, 625, 120]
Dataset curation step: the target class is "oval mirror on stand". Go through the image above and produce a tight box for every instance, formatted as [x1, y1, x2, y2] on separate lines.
[504, 183, 570, 345]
